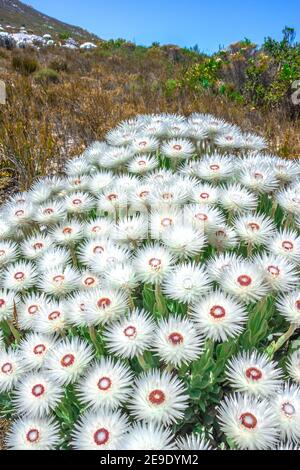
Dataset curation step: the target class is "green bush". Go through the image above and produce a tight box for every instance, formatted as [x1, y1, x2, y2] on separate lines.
[34, 68, 60, 84]
[12, 54, 39, 75]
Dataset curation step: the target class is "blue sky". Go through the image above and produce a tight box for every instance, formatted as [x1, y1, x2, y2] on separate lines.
[24, 0, 300, 53]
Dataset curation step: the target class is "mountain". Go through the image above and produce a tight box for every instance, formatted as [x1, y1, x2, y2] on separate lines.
[0, 0, 99, 41]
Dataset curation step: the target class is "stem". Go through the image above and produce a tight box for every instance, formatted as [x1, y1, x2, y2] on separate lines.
[128, 292, 135, 311]
[137, 353, 148, 371]
[69, 244, 78, 267]
[247, 242, 253, 258]
[155, 283, 167, 316]
[6, 320, 21, 343]
[268, 324, 297, 357]
[284, 213, 294, 230]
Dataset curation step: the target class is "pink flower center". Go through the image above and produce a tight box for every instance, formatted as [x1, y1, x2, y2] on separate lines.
[267, 265, 280, 277]
[53, 275, 65, 283]
[210, 305, 226, 319]
[245, 367, 262, 381]
[239, 412, 257, 429]
[48, 311, 61, 321]
[247, 222, 260, 231]
[216, 230, 226, 238]
[107, 193, 118, 201]
[33, 242, 44, 250]
[295, 300, 300, 310]
[74, 179, 81, 185]
[225, 135, 233, 142]
[28, 304, 38, 315]
[138, 160, 146, 166]
[200, 192, 209, 200]
[93, 245, 104, 254]
[161, 217, 173, 227]
[0, 249, 5, 256]
[60, 354, 75, 367]
[237, 275, 252, 287]
[123, 325, 137, 338]
[14, 271, 25, 280]
[94, 428, 110, 446]
[162, 192, 173, 200]
[72, 199, 82, 205]
[43, 208, 54, 215]
[63, 227, 73, 234]
[97, 376, 112, 391]
[195, 213, 208, 221]
[282, 240, 294, 251]
[209, 164, 220, 171]
[139, 141, 147, 147]
[97, 297, 111, 309]
[148, 389, 166, 405]
[0, 299, 6, 308]
[92, 226, 101, 233]
[31, 383, 45, 397]
[173, 144, 182, 151]
[84, 277, 95, 286]
[1, 362, 12, 374]
[26, 429, 40, 443]
[168, 332, 184, 345]
[281, 402, 296, 417]
[149, 258, 162, 269]
[254, 172, 263, 180]
[33, 344, 46, 355]
[15, 209, 24, 217]
[139, 190, 149, 198]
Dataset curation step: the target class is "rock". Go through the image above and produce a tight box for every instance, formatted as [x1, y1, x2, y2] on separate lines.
[80, 42, 97, 50]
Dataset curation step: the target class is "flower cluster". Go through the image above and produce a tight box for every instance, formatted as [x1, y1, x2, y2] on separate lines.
[0, 113, 300, 450]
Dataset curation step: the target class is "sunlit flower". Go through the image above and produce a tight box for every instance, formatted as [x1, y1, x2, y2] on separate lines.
[271, 383, 300, 443]
[123, 422, 177, 450]
[268, 230, 300, 264]
[2, 261, 38, 293]
[84, 288, 128, 325]
[0, 349, 25, 392]
[176, 434, 212, 450]
[19, 333, 58, 370]
[134, 244, 175, 284]
[6, 417, 60, 450]
[0, 289, 18, 322]
[0, 240, 19, 267]
[162, 224, 206, 259]
[38, 266, 81, 297]
[18, 293, 48, 330]
[287, 349, 300, 384]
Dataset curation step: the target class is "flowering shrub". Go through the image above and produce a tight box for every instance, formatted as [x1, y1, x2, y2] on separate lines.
[0, 113, 300, 450]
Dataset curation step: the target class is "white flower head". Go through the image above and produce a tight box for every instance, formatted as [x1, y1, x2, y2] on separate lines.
[6, 417, 60, 450]
[271, 383, 300, 443]
[0, 240, 19, 267]
[0, 349, 25, 392]
[123, 422, 176, 450]
[19, 333, 58, 370]
[2, 261, 38, 293]
[134, 244, 175, 284]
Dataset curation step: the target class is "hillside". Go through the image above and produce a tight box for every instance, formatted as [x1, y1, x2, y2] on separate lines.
[0, 0, 99, 40]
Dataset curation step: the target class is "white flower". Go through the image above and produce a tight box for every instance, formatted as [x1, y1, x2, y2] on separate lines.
[190, 183, 219, 206]
[76, 357, 133, 411]
[207, 224, 238, 251]
[225, 351, 283, 397]
[149, 183, 189, 208]
[162, 224, 206, 259]
[123, 422, 176, 450]
[18, 293, 48, 330]
[220, 260, 268, 303]
[88, 171, 114, 195]
[0, 289, 18, 322]
[153, 316, 204, 367]
[162, 262, 211, 304]
[34, 301, 69, 335]
[71, 410, 129, 450]
[13, 372, 63, 417]
[217, 394, 279, 450]
[89, 245, 130, 274]
[20, 233, 53, 260]
[65, 292, 89, 327]
[38, 266, 81, 297]
[150, 208, 182, 240]
[271, 383, 300, 443]
[241, 133, 267, 152]
[277, 188, 300, 217]
[112, 215, 148, 245]
[103, 309, 155, 358]
[0, 349, 25, 392]
[186, 204, 225, 234]
[128, 154, 159, 174]
[233, 213, 276, 246]
[255, 254, 299, 293]
[161, 139, 195, 160]
[0, 241, 19, 267]
[84, 288, 128, 326]
[51, 220, 84, 245]
[6, 417, 60, 450]
[277, 290, 300, 326]
[128, 370, 188, 425]
[29, 180, 53, 204]
[268, 230, 300, 264]
[1, 261, 38, 293]
[207, 252, 244, 282]
[134, 244, 175, 284]
[83, 218, 113, 239]
[64, 191, 95, 214]
[273, 159, 300, 184]
[66, 174, 91, 192]
[19, 333, 58, 370]
[132, 135, 159, 154]
[215, 130, 244, 149]
[287, 349, 300, 384]
[97, 188, 128, 214]
[239, 166, 278, 194]
[196, 154, 234, 181]
[44, 337, 94, 386]
[176, 434, 212, 450]
[5, 202, 34, 228]
[219, 183, 257, 214]
[103, 263, 138, 292]
[192, 290, 248, 341]
[36, 247, 71, 272]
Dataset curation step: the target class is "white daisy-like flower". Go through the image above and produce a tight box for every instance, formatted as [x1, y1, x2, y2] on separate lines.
[112, 215, 148, 245]
[123, 422, 176, 450]
[0, 289, 18, 322]
[132, 135, 159, 154]
[102, 146, 134, 169]
[190, 183, 219, 206]
[128, 370, 188, 424]
[185, 204, 226, 234]
[134, 244, 175, 284]
[1, 261, 38, 293]
[64, 191, 95, 214]
[233, 213, 276, 246]
[215, 130, 244, 149]
[50, 220, 84, 246]
[89, 245, 130, 274]
[88, 171, 114, 196]
[0, 349, 25, 392]
[36, 247, 72, 272]
[34, 301, 68, 335]
[13, 372, 63, 417]
[255, 254, 299, 293]
[64, 156, 90, 176]
[77, 238, 112, 266]
[5, 202, 34, 228]
[192, 289, 248, 342]
[220, 260, 268, 303]
[44, 337, 94, 386]
[83, 218, 113, 239]
[97, 188, 129, 214]
[103, 309, 155, 358]
[268, 230, 300, 264]
[18, 293, 48, 331]
[29, 180, 53, 204]
[196, 154, 234, 182]
[239, 166, 278, 194]
[241, 133, 267, 152]
[277, 187, 300, 217]
[161, 224, 206, 259]
[102, 263, 138, 292]
[287, 350, 300, 384]
[150, 208, 182, 240]
[65, 292, 88, 327]
[273, 159, 300, 184]
[19, 333, 58, 370]
[217, 394, 279, 450]
[176, 434, 212, 450]
[219, 183, 258, 214]
[149, 184, 189, 208]
[6, 417, 60, 450]
[277, 290, 300, 326]
[207, 224, 238, 251]
[225, 351, 283, 397]
[38, 266, 81, 297]
[76, 357, 133, 411]
[66, 174, 91, 193]
[0, 240, 19, 267]
[271, 383, 300, 443]
[33, 201, 66, 225]
[162, 262, 211, 304]
[161, 139, 195, 160]
[153, 316, 204, 367]
[207, 252, 244, 283]
[71, 409, 129, 450]
[128, 154, 159, 174]
[20, 233, 53, 260]
[84, 288, 128, 326]
[79, 271, 101, 290]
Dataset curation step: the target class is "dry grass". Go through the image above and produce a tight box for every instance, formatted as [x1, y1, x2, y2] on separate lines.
[0, 47, 300, 196]
[0, 419, 9, 450]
